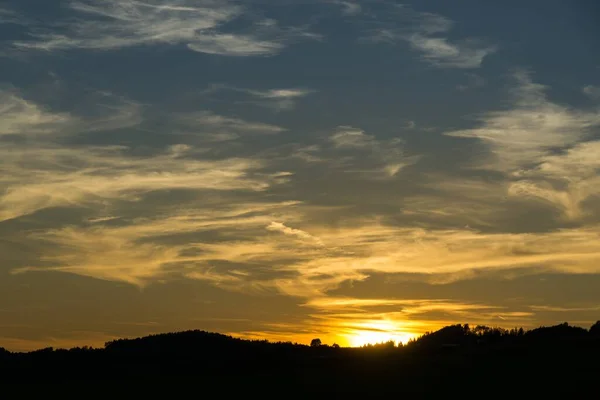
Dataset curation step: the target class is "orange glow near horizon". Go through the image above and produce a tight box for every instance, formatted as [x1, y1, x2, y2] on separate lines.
[345, 320, 418, 347]
[228, 318, 425, 348]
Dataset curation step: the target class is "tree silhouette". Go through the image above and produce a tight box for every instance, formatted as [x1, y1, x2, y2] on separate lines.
[1, 321, 600, 396]
[590, 321, 600, 336]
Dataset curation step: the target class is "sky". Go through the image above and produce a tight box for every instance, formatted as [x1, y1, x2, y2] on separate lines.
[1, 0, 599, 351]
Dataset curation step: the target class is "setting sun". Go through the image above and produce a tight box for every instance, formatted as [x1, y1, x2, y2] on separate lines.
[346, 320, 417, 347]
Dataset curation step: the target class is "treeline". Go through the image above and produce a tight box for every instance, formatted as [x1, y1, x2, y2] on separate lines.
[1, 321, 599, 358]
[1, 322, 599, 396]
[407, 320, 600, 348]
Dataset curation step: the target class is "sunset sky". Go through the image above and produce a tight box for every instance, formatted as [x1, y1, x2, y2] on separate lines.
[1, 0, 599, 351]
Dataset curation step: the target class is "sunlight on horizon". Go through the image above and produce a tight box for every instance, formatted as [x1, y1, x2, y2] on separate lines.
[346, 320, 418, 347]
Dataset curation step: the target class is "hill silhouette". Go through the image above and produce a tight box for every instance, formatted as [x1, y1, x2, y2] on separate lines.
[2, 321, 599, 397]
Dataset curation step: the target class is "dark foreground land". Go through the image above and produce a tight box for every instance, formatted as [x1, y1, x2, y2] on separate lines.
[2, 322, 600, 397]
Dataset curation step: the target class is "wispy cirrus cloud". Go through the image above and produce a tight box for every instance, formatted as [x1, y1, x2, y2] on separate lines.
[446, 71, 600, 220]
[13, 208, 600, 327]
[14, 204, 599, 291]
[173, 110, 286, 141]
[401, 175, 510, 230]
[327, 126, 418, 178]
[0, 89, 142, 137]
[361, 5, 495, 68]
[273, 223, 600, 298]
[406, 35, 494, 69]
[0, 143, 275, 222]
[306, 297, 533, 322]
[331, 1, 362, 16]
[10, 199, 307, 286]
[11, 0, 313, 56]
[266, 221, 324, 246]
[0, 90, 290, 222]
[202, 84, 315, 111]
[0, 90, 73, 136]
[583, 85, 600, 99]
[187, 34, 284, 57]
[5, 91, 600, 339]
[0, 7, 20, 25]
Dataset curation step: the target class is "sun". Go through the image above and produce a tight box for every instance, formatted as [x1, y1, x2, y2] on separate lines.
[347, 320, 417, 347]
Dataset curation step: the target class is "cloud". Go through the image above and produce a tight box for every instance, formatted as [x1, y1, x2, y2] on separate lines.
[332, 1, 362, 16]
[509, 141, 600, 220]
[0, 144, 276, 222]
[401, 175, 510, 230]
[583, 85, 600, 99]
[10, 200, 302, 286]
[0, 7, 22, 25]
[266, 221, 324, 246]
[0, 87, 298, 285]
[360, 5, 494, 68]
[202, 84, 315, 111]
[330, 126, 374, 148]
[11, 0, 312, 56]
[273, 223, 600, 298]
[0, 91, 74, 136]
[327, 126, 417, 178]
[406, 35, 494, 69]
[0, 89, 299, 222]
[446, 71, 600, 220]
[0, 89, 142, 137]
[305, 297, 532, 321]
[176, 111, 285, 133]
[11, 199, 600, 323]
[187, 34, 283, 56]
[173, 110, 286, 141]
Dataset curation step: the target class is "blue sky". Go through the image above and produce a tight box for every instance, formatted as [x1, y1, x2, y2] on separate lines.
[1, 0, 599, 350]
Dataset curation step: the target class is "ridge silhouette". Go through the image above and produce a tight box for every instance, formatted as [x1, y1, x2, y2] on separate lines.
[2, 321, 599, 396]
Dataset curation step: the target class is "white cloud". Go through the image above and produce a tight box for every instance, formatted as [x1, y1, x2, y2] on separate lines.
[333, 1, 362, 16]
[511, 141, 600, 220]
[187, 33, 283, 56]
[446, 72, 600, 219]
[407, 35, 494, 68]
[361, 5, 494, 68]
[266, 221, 324, 246]
[12, 0, 308, 56]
